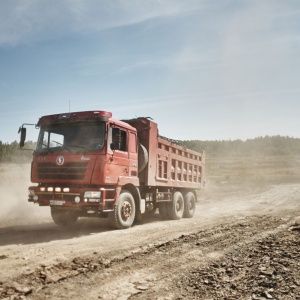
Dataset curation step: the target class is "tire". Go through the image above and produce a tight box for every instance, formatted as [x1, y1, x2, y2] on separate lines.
[169, 191, 184, 220]
[108, 190, 136, 229]
[51, 208, 78, 227]
[138, 143, 148, 173]
[183, 192, 196, 218]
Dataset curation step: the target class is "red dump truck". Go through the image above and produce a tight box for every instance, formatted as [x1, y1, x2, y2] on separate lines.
[19, 110, 205, 229]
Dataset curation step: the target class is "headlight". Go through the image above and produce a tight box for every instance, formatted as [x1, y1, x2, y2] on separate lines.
[28, 189, 38, 202]
[84, 191, 101, 198]
[84, 191, 101, 203]
[28, 190, 35, 197]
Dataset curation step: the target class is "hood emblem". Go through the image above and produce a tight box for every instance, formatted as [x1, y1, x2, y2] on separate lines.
[56, 156, 64, 166]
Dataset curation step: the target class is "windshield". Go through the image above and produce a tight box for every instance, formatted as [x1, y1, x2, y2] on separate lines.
[35, 122, 106, 153]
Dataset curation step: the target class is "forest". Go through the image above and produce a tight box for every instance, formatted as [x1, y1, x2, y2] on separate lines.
[181, 135, 300, 157]
[0, 141, 36, 163]
[0, 135, 300, 163]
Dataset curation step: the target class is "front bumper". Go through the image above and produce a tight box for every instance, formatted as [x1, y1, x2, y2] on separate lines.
[28, 185, 116, 212]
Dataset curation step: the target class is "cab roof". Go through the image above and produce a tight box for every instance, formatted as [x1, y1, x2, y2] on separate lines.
[37, 110, 135, 131]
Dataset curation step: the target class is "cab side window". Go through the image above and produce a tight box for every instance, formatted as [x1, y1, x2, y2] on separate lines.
[111, 128, 127, 152]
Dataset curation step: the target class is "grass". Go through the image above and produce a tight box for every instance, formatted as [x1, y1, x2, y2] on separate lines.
[205, 155, 300, 185]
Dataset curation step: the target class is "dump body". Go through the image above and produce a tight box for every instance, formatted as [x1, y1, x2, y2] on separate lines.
[21, 111, 205, 229]
[125, 117, 205, 189]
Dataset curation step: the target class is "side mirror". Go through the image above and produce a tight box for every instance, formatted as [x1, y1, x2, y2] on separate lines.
[18, 127, 26, 148]
[110, 142, 115, 151]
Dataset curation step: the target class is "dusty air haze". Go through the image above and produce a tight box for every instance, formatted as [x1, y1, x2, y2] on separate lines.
[0, 164, 50, 227]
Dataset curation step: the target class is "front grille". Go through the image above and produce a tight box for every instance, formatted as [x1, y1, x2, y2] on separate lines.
[37, 162, 88, 180]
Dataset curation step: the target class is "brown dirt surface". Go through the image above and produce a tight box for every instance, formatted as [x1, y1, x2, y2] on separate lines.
[0, 163, 299, 300]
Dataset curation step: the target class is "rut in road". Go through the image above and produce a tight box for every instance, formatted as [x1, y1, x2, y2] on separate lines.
[1, 214, 297, 300]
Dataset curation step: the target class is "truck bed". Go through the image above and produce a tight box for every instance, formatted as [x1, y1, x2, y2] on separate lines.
[124, 117, 205, 189]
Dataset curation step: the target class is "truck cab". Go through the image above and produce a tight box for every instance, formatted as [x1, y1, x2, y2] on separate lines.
[22, 111, 141, 229]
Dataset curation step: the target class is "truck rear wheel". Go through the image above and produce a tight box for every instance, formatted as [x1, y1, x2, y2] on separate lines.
[183, 192, 196, 218]
[108, 190, 136, 229]
[169, 191, 184, 220]
[51, 208, 78, 227]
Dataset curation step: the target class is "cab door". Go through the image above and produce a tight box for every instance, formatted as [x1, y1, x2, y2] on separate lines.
[106, 126, 130, 183]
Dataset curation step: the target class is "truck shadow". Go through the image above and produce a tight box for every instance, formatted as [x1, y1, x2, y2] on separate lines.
[0, 214, 162, 246]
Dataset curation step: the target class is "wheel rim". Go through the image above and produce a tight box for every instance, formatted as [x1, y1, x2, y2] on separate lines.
[188, 199, 194, 211]
[176, 200, 183, 212]
[121, 200, 132, 221]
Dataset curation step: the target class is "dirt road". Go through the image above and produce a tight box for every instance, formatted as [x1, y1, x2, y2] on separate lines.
[0, 182, 299, 300]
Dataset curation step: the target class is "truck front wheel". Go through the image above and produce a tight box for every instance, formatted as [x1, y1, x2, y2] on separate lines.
[183, 192, 196, 218]
[108, 190, 136, 229]
[51, 208, 78, 227]
[169, 191, 184, 220]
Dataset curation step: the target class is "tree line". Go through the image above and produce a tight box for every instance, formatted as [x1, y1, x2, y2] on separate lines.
[0, 141, 36, 163]
[0, 135, 300, 163]
[181, 136, 300, 157]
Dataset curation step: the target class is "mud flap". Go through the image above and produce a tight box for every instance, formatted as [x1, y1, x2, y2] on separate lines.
[140, 198, 146, 214]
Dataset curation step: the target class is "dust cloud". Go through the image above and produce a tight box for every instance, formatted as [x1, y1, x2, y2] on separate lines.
[0, 163, 50, 227]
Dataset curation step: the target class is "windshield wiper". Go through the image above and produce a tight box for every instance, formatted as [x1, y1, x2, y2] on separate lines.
[52, 140, 90, 152]
[68, 144, 89, 152]
[52, 140, 71, 152]
[40, 143, 53, 153]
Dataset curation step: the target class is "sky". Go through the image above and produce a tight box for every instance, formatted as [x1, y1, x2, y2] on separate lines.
[0, 0, 300, 143]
